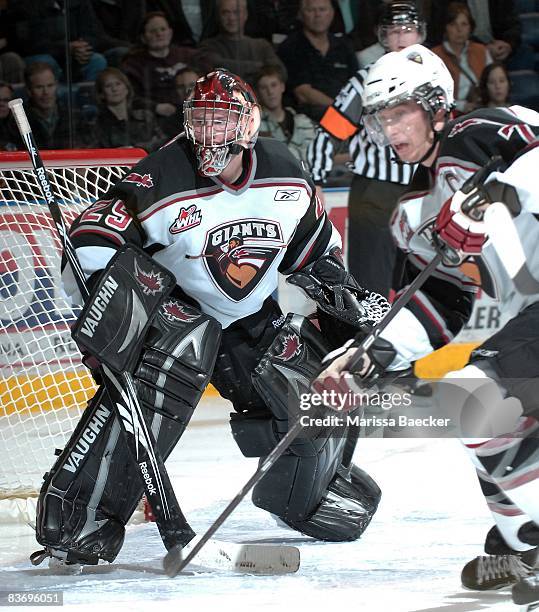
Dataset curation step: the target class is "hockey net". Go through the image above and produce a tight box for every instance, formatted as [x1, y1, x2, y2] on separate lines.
[0, 148, 146, 524]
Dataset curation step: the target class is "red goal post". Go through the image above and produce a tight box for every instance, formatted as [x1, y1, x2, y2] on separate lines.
[0, 148, 146, 523]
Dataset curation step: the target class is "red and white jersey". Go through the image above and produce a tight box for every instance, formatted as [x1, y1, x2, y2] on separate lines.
[383, 105, 539, 369]
[64, 137, 340, 328]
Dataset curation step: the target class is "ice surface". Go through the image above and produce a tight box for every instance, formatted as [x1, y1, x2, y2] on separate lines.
[0, 397, 520, 611]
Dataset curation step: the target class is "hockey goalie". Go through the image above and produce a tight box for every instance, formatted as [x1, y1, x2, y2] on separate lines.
[31, 69, 386, 567]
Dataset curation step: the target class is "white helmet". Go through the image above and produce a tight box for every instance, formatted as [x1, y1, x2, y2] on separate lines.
[361, 45, 454, 146]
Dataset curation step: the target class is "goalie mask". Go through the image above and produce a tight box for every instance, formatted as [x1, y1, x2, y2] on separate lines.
[183, 69, 261, 176]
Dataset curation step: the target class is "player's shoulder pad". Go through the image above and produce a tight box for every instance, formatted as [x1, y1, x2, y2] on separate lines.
[440, 107, 539, 166]
[115, 138, 197, 205]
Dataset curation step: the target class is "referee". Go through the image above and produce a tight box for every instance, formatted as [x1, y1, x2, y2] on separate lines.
[308, 1, 426, 298]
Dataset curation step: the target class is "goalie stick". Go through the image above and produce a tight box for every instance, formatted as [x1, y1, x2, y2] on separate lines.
[9, 99, 298, 574]
[163, 295, 392, 576]
[8, 98, 193, 552]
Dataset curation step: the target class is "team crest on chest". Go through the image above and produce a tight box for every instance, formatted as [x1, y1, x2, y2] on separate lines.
[200, 219, 285, 301]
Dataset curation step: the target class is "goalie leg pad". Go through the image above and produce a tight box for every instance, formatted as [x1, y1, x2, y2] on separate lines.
[36, 299, 221, 564]
[281, 464, 382, 541]
[248, 313, 381, 540]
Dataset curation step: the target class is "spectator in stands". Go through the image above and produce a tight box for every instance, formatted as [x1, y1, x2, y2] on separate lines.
[92, 67, 165, 152]
[5, 0, 133, 82]
[195, 0, 287, 87]
[432, 2, 491, 113]
[0, 82, 19, 150]
[427, 0, 521, 63]
[91, 0, 147, 66]
[24, 63, 80, 149]
[175, 65, 202, 131]
[0, 5, 25, 85]
[146, 1, 219, 46]
[175, 66, 201, 103]
[244, 0, 300, 44]
[479, 61, 512, 107]
[277, 0, 358, 122]
[255, 64, 316, 162]
[121, 12, 196, 135]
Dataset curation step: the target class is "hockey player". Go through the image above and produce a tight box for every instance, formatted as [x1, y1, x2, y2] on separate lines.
[307, 0, 426, 298]
[31, 69, 384, 567]
[315, 45, 539, 591]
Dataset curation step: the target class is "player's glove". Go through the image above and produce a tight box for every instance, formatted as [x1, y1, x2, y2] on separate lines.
[433, 188, 488, 265]
[287, 253, 390, 330]
[311, 335, 399, 411]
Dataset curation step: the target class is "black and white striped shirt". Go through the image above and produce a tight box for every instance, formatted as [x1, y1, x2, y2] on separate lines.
[307, 66, 416, 185]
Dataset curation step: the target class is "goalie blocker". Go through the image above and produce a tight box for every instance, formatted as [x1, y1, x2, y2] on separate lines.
[32, 247, 221, 565]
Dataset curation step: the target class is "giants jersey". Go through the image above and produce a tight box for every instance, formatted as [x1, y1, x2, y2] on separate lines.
[384, 106, 539, 369]
[64, 137, 341, 328]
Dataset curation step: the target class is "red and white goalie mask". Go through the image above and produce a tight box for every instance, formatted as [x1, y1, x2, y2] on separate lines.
[183, 70, 261, 176]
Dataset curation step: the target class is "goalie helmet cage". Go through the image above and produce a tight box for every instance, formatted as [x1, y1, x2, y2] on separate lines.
[0, 148, 146, 525]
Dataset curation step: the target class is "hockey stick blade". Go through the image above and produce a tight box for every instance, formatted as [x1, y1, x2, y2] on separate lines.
[483, 202, 539, 295]
[164, 537, 300, 575]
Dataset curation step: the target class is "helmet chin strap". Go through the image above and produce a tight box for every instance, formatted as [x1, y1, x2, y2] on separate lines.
[228, 143, 247, 156]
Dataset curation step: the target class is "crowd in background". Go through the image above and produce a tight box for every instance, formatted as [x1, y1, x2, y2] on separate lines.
[0, 0, 536, 173]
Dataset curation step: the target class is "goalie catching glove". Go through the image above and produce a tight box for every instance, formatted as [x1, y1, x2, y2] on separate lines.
[287, 252, 390, 335]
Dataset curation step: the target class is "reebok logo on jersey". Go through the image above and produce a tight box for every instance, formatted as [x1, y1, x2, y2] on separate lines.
[123, 172, 154, 188]
[274, 190, 300, 201]
[169, 204, 202, 234]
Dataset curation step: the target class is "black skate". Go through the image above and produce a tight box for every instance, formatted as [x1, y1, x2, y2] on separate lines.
[461, 526, 538, 590]
[513, 573, 539, 609]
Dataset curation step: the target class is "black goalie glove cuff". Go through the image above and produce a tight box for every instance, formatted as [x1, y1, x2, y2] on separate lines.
[287, 254, 390, 333]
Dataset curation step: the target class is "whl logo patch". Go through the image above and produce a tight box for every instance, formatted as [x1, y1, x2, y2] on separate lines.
[274, 189, 300, 201]
[169, 204, 202, 234]
[123, 172, 154, 188]
[201, 219, 284, 301]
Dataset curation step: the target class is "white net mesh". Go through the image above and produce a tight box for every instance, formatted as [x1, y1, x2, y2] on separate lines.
[0, 149, 145, 523]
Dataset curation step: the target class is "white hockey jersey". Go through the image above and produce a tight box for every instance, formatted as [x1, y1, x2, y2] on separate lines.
[64, 137, 341, 328]
[382, 106, 539, 369]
